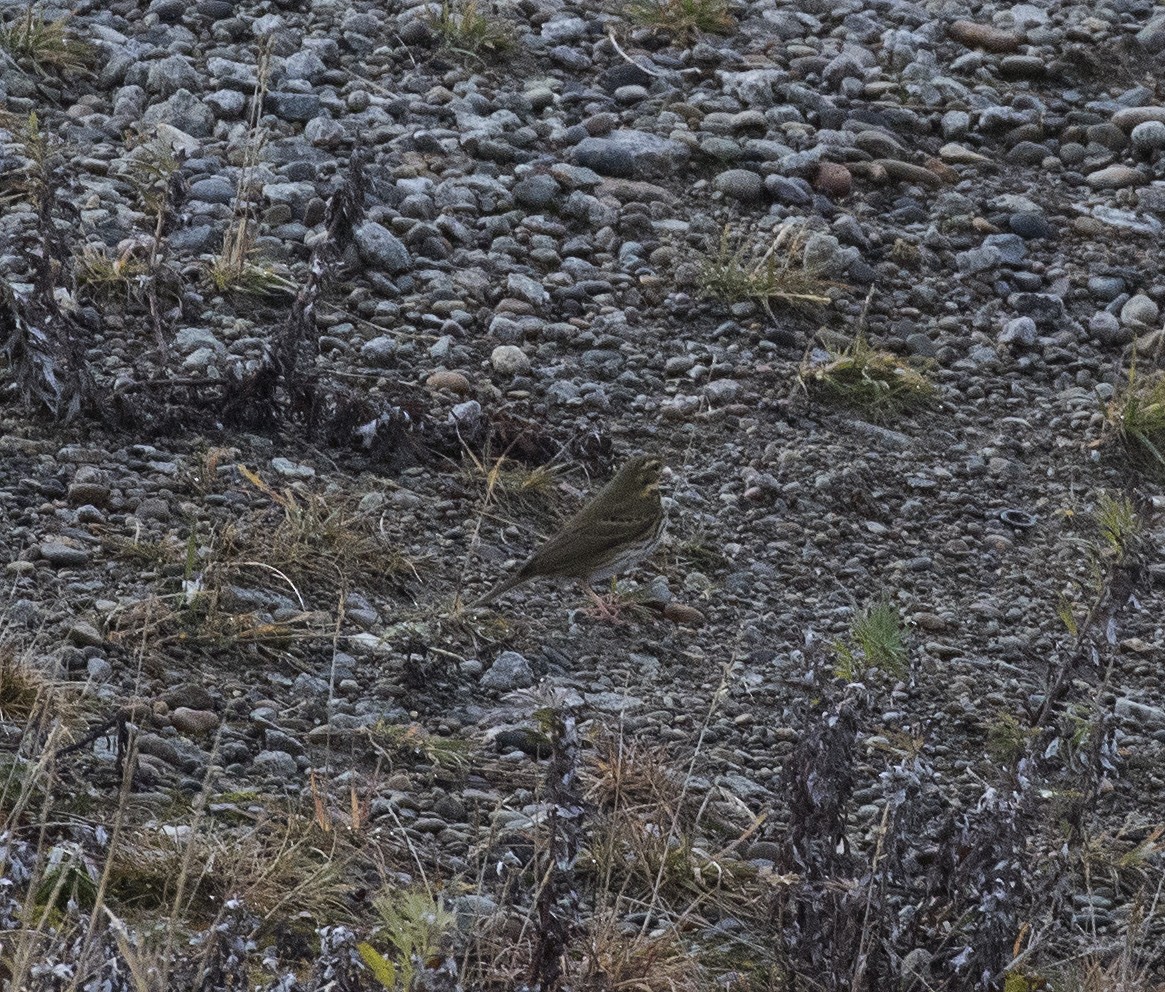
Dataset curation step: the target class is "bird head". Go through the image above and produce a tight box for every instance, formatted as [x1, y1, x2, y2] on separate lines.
[621, 454, 664, 498]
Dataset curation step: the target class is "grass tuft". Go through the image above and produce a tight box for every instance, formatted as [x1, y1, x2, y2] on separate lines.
[800, 332, 933, 419]
[367, 722, 473, 778]
[1103, 365, 1165, 477]
[834, 599, 908, 680]
[698, 224, 835, 315]
[0, 6, 95, 77]
[359, 888, 457, 991]
[205, 219, 295, 297]
[74, 244, 150, 304]
[625, 0, 734, 39]
[429, 0, 516, 57]
[1093, 490, 1142, 561]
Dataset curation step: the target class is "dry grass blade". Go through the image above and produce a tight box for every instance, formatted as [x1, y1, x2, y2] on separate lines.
[625, 0, 734, 39]
[698, 224, 837, 315]
[579, 912, 707, 992]
[800, 332, 933, 419]
[0, 6, 95, 77]
[1102, 365, 1165, 478]
[429, 0, 516, 56]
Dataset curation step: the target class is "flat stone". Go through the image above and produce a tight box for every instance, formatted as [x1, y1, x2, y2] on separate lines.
[491, 345, 531, 376]
[480, 650, 534, 691]
[1112, 107, 1165, 131]
[1086, 165, 1147, 190]
[170, 708, 220, 734]
[713, 168, 764, 202]
[426, 370, 473, 395]
[948, 20, 1020, 53]
[39, 541, 90, 566]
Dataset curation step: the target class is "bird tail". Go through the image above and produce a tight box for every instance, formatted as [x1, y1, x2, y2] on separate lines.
[467, 574, 523, 609]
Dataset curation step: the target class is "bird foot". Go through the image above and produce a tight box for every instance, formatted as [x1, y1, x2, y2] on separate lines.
[581, 587, 630, 622]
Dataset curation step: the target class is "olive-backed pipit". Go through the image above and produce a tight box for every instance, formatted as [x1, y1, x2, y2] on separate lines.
[471, 454, 665, 608]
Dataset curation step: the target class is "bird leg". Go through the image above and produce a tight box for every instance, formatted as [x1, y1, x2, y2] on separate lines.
[582, 580, 627, 622]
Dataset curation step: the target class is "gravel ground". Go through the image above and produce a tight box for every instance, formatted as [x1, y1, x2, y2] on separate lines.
[3, 0, 1165, 987]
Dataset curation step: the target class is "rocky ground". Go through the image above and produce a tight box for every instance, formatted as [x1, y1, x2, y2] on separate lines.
[3, 0, 1165, 988]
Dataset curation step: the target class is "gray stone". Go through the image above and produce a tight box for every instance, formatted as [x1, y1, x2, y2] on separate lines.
[361, 336, 398, 365]
[39, 541, 90, 566]
[68, 621, 104, 646]
[252, 750, 299, 777]
[270, 457, 315, 479]
[955, 245, 1000, 274]
[1120, 293, 1159, 327]
[265, 92, 322, 123]
[207, 56, 257, 90]
[1088, 276, 1126, 301]
[189, 177, 235, 204]
[506, 273, 548, 306]
[141, 89, 215, 137]
[983, 233, 1026, 265]
[491, 345, 531, 376]
[513, 174, 560, 209]
[480, 650, 534, 690]
[571, 130, 690, 179]
[86, 657, 112, 681]
[1087, 165, 1146, 190]
[146, 55, 201, 96]
[713, 168, 765, 202]
[355, 221, 411, 274]
[282, 50, 327, 84]
[1131, 120, 1165, 153]
[1115, 696, 1165, 728]
[1089, 311, 1132, 345]
[998, 316, 1037, 346]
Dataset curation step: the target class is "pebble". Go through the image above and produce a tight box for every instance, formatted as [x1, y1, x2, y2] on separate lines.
[39, 541, 90, 566]
[426, 370, 473, 395]
[170, 708, 220, 734]
[354, 221, 412, 274]
[480, 651, 535, 691]
[1086, 165, 1146, 190]
[1131, 120, 1165, 153]
[490, 345, 531, 376]
[1118, 296, 1157, 330]
[713, 168, 765, 203]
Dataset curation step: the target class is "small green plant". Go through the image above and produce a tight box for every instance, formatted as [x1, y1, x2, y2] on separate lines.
[834, 599, 908, 680]
[1103, 365, 1165, 476]
[367, 722, 472, 777]
[986, 713, 1038, 766]
[429, 0, 516, 57]
[626, 0, 733, 39]
[74, 244, 150, 304]
[698, 225, 834, 315]
[1093, 490, 1142, 561]
[0, 648, 50, 722]
[358, 889, 456, 990]
[801, 332, 933, 418]
[205, 220, 294, 296]
[0, 5, 94, 77]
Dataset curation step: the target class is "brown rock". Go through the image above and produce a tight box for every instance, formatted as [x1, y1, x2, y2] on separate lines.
[1112, 106, 1165, 131]
[814, 161, 853, 198]
[426, 370, 473, 395]
[1086, 165, 1147, 189]
[948, 19, 1020, 52]
[876, 159, 946, 187]
[664, 602, 707, 626]
[170, 707, 220, 735]
[939, 142, 992, 165]
[924, 157, 960, 183]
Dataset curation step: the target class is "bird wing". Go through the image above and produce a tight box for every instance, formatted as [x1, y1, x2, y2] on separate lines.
[517, 512, 654, 579]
